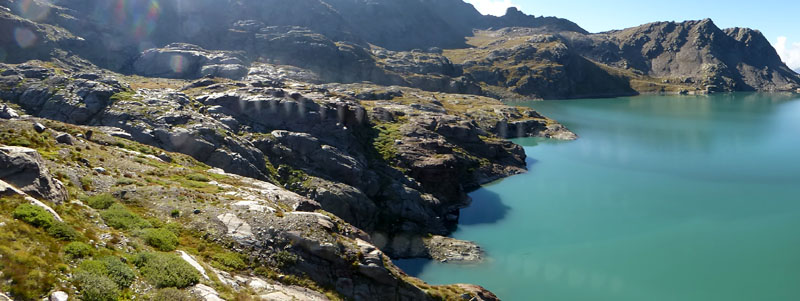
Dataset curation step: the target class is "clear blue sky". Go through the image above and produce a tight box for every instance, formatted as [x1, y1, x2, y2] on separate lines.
[466, 0, 800, 69]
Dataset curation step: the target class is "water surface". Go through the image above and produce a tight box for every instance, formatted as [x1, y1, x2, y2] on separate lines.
[397, 93, 800, 300]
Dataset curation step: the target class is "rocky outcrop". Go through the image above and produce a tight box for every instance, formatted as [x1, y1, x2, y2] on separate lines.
[447, 24, 800, 99]
[0, 146, 68, 204]
[0, 62, 571, 248]
[588, 19, 800, 91]
[133, 43, 248, 80]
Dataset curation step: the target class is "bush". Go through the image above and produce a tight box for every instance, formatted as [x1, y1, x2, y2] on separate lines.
[185, 173, 209, 182]
[76, 257, 135, 289]
[142, 228, 179, 252]
[86, 193, 116, 209]
[211, 252, 246, 271]
[74, 271, 119, 301]
[170, 209, 181, 218]
[100, 203, 152, 230]
[65, 242, 94, 258]
[134, 252, 200, 288]
[151, 288, 194, 301]
[99, 256, 136, 289]
[12, 203, 54, 228]
[275, 250, 298, 268]
[47, 221, 80, 241]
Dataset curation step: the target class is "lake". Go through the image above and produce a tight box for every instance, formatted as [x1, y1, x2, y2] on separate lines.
[396, 93, 800, 300]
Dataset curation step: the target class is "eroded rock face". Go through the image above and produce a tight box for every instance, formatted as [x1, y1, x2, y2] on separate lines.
[133, 43, 248, 80]
[0, 146, 68, 204]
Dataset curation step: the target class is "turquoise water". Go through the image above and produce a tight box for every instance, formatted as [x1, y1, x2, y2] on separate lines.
[397, 93, 800, 300]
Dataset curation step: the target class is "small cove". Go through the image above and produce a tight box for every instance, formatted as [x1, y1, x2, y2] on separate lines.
[397, 93, 800, 300]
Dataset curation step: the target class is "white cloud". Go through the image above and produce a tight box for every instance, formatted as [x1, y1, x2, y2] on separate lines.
[775, 36, 800, 71]
[465, 0, 519, 16]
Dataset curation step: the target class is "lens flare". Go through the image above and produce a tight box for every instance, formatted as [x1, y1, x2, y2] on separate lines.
[13, 27, 37, 48]
[115, 0, 127, 24]
[169, 55, 185, 74]
[18, 0, 51, 21]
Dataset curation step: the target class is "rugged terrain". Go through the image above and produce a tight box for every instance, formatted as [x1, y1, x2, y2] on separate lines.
[1, 0, 798, 300]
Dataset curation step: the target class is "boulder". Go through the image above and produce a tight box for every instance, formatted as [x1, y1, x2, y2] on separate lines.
[49, 291, 69, 301]
[0, 146, 68, 204]
[55, 133, 74, 145]
[0, 104, 19, 119]
[33, 122, 47, 133]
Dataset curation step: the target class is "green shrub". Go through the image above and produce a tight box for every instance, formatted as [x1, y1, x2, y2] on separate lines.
[142, 228, 179, 252]
[134, 252, 200, 288]
[170, 209, 181, 218]
[211, 252, 246, 271]
[185, 173, 209, 182]
[100, 203, 152, 230]
[74, 271, 119, 301]
[76, 257, 135, 289]
[65, 242, 94, 258]
[47, 221, 80, 241]
[80, 176, 93, 191]
[86, 193, 116, 209]
[99, 256, 136, 288]
[12, 203, 54, 228]
[275, 250, 298, 268]
[151, 288, 195, 301]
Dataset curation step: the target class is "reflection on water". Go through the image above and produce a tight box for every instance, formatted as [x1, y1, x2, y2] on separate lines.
[403, 93, 800, 301]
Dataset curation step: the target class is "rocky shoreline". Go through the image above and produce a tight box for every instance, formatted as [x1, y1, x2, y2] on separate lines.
[1, 0, 796, 299]
[0, 58, 573, 300]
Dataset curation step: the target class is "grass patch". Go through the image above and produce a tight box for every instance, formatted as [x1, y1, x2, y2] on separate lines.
[185, 173, 210, 182]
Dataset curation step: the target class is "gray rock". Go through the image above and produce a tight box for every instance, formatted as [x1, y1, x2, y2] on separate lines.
[0, 146, 69, 204]
[55, 133, 74, 145]
[0, 104, 19, 119]
[133, 43, 248, 80]
[50, 291, 69, 301]
[33, 122, 47, 133]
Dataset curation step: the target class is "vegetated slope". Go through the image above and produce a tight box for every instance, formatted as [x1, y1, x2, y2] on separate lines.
[0, 117, 498, 301]
[0, 56, 571, 299]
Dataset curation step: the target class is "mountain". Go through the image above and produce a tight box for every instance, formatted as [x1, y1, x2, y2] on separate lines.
[450, 19, 800, 99]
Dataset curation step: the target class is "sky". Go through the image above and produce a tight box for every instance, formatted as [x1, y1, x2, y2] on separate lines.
[465, 0, 800, 71]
